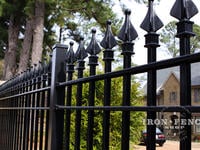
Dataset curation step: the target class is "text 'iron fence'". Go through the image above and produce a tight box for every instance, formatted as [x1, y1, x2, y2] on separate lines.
[0, 0, 200, 150]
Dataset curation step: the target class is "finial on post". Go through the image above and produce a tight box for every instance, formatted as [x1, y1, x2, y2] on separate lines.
[170, 0, 198, 20]
[118, 9, 138, 42]
[100, 20, 117, 49]
[75, 36, 88, 61]
[86, 29, 101, 55]
[140, 0, 163, 32]
[66, 41, 76, 64]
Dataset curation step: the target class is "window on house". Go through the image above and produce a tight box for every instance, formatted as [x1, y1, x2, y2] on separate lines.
[169, 92, 177, 102]
[195, 117, 200, 133]
[194, 88, 200, 102]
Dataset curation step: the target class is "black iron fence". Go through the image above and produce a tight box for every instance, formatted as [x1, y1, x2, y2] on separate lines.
[0, 0, 200, 150]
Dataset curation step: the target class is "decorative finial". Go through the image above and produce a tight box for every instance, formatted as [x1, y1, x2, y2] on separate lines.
[75, 36, 88, 60]
[140, 0, 163, 32]
[86, 29, 101, 55]
[37, 61, 42, 75]
[100, 20, 117, 49]
[118, 9, 138, 42]
[33, 64, 37, 77]
[170, 0, 198, 20]
[66, 41, 76, 64]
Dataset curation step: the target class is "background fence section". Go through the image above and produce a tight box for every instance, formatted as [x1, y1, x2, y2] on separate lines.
[0, 60, 51, 150]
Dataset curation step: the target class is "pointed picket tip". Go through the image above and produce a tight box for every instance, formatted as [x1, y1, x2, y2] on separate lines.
[37, 61, 43, 76]
[118, 9, 138, 42]
[170, 0, 198, 20]
[66, 41, 76, 64]
[75, 36, 88, 61]
[100, 20, 117, 49]
[86, 29, 101, 55]
[140, 0, 163, 32]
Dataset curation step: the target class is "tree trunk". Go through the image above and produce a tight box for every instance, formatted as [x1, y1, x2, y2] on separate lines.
[3, 15, 20, 80]
[31, 0, 45, 66]
[18, 17, 33, 74]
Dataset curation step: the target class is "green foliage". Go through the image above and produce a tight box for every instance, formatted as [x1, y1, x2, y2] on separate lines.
[47, 0, 120, 44]
[160, 21, 179, 57]
[191, 24, 200, 53]
[160, 21, 200, 57]
[23, 0, 35, 16]
[68, 71, 145, 149]
[0, 0, 6, 16]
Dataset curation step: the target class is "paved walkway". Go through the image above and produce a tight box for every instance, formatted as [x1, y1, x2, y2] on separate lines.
[134, 140, 200, 150]
[0, 80, 5, 85]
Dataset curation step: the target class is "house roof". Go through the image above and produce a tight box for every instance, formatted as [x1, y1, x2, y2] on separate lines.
[191, 76, 200, 86]
[142, 62, 200, 95]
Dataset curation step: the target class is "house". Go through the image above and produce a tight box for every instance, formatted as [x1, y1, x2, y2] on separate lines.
[143, 62, 200, 139]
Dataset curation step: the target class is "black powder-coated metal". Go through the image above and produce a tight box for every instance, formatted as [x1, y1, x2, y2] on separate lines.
[118, 9, 137, 150]
[86, 29, 101, 150]
[101, 20, 117, 150]
[74, 37, 87, 150]
[47, 44, 67, 150]
[29, 65, 37, 150]
[65, 42, 75, 150]
[170, 1, 198, 149]
[0, 1, 199, 150]
[141, 1, 163, 149]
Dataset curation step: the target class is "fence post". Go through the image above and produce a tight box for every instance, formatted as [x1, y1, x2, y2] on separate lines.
[47, 44, 67, 150]
[29, 64, 37, 150]
[45, 54, 52, 149]
[100, 20, 117, 150]
[118, 9, 138, 150]
[74, 37, 87, 150]
[170, 1, 198, 150]
[65, 42, 75, 150]
[39, 59, 48, 150]
[34, 62, 42, 150]
[24, 67, 33, 150]
[86, 29, 101, 150]
[140, 1, 163, 150]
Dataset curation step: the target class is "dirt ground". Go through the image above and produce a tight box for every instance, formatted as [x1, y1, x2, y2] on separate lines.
[133, 140, 200, 150]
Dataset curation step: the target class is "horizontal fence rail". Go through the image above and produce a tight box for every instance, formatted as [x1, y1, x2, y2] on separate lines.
[0, 0, 199, 150]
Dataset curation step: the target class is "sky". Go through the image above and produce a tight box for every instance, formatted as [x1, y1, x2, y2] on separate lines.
[113, 0, 200, 65]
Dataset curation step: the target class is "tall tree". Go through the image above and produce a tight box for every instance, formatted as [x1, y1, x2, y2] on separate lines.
[1, 0, 148, 79]
[0, 17, 8, 59]
[17, 0, 35, 74]
[31, 0, 45, 66]
[3, 14, 20, 79]
[1, 0, 26, 79]
[18, 17, 34, 74]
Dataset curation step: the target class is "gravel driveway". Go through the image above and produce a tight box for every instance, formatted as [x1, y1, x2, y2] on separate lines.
[133, 140, 200, 150]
